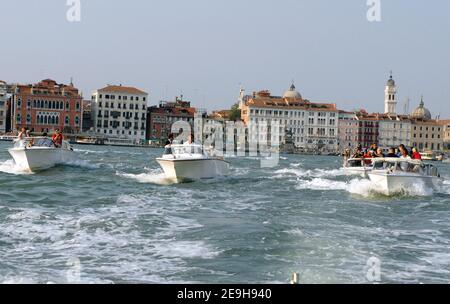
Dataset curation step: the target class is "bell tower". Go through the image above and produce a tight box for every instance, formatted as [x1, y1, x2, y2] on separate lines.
[384, 72, 397, 115]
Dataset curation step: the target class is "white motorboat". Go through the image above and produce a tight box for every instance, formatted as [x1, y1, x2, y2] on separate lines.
[368, 158, 441, 195]
[343, 158, 373, 177]
[156, 144, 230, 182]
[8, 137, 78, 172]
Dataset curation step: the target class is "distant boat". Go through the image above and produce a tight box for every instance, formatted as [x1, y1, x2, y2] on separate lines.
[0, 135, 15, 142]
[156, 144, 229, 182]
[368, 158, 441, 195]
[420, 151, 437, 161]
[8, 138, 78, 172]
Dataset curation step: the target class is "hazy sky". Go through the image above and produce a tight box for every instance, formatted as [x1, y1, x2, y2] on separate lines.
[1, 0, 449, 117]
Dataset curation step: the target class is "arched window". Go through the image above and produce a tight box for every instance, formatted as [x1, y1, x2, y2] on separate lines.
[75, 116, 80, 125]
[44, 100, 48, 108]
[51, 116, 55, 124]
[60, 101, 63, 109]
[27, 114, 31, 123]
[66, 102, 70, 110]
[16, 114, 21, 123]
[65, 116, 70, 125]
[44, 115, 48, 124]
[33, 100, 36, 108]
[55, 116, 59, 125]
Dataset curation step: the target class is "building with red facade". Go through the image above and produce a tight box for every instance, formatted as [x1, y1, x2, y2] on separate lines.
[146, 97, 197, 143]
[338, 109, 380, 152]
[11, 79, 83, 134]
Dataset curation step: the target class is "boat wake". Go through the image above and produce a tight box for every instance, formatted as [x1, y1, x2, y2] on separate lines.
[0, 160, 32, 175]
[60, 159, 100, 170]
[116, 169, 176, 185]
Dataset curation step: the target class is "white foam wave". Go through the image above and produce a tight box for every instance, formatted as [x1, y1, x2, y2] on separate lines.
[295, 178, 348, 191]
[152, 241, 220, 259]
[272, 167, 346, 179]
[0, 159, 33, 175]
[116, 170, 175, 185]
[61, 159, 100, 169]
[440, 179, 450, 194]
[293, 176, 435, 197]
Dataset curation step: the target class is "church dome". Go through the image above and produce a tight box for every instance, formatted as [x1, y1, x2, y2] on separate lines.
[411, 97, 432, 120]
[283, 83, 302, 99]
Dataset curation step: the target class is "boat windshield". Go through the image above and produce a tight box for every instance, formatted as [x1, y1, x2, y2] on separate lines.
[169, 144, 206, 156]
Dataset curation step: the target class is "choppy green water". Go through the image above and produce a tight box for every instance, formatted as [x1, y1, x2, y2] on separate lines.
[0, 141, 449, 283]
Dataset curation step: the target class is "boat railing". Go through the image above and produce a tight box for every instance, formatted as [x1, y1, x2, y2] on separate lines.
[372, 158, 440, 176]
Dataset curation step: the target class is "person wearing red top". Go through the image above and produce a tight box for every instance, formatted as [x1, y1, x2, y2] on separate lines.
[52, 129, 64, 148]
[411, 147, 422, 160]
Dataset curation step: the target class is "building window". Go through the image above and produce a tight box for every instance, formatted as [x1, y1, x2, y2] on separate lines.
[66, 102, 70, 110]
[75, 116, 80, 125]
[65, 116, 70, 125]
[76, 102, 80, 111]
[17, 114, 21, 123]
[26, 114, 31, 123]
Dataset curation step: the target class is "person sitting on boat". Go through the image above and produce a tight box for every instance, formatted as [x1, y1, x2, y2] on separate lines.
[164, 133, 175, 155]
[411, 147, 422, 160]
[363, 150, 374, 165]
[386, 148, 398, 158]
[398, 144, 411, 159]
[374, 147, 385, 158]
[351, 145, 364, 159]
[52, 129, 64, 148]
[183, 134, 195, 146]
[26, 138, 35, 148]
[369, 143, 378, 153]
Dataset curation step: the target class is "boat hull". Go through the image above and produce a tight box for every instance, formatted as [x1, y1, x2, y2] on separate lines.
[156, 158, 230, 181]
[368, 172, 439, 196]
[8, 147, 77, 172]
[343, 167, 372, 178]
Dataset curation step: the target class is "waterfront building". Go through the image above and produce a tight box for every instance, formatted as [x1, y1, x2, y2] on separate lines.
[378, 115, 412, 149]
[92, 85, 148, 144]
[438, 119, 450, 150]
[11, 79, 83, 134]
[240, 84, 339, 153]
[337, 109, 380, 151]
[0, 80, 7, 133]
[82, 100, 93, 132]
[410, 97, 443, 152]
[146, 96, 197, 144]
[338, 111, 359, 152]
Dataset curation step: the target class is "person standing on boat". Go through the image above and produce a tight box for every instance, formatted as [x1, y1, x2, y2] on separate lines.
[52, 129, 64, 148]
[18, 127, 27, 140]
[411, 147, 422, 160]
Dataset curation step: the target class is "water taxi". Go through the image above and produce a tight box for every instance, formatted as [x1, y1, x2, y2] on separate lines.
[368, 158, 441, 195]
[8, 137, 77, 172]
[156, 144, 229, 182]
